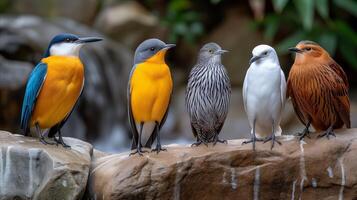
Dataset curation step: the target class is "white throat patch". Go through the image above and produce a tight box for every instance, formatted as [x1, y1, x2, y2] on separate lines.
[49, 42, 83, 57]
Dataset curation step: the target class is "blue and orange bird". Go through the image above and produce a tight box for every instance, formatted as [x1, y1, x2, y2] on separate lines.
[20, 33, 102, 147]
[128, 38, 175, 155]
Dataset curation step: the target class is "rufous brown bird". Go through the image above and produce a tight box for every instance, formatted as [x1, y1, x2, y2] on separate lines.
[287, 41, 350, 140]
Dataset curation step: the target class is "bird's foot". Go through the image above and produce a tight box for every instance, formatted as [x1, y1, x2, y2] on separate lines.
[317, 128, 336, 139]
[263, 135, 282, 150]
[295, 127, 311, 140]
[129, 148, 148, 156]
[213, 137, 227, 146]
[54, 136, 71, 148]
[151, 144, 167, 154]
[39, 136, 56, 145]
[242, 136, 263, 151]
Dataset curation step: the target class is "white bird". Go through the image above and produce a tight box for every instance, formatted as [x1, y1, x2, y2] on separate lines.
[242, 44, 286, 150]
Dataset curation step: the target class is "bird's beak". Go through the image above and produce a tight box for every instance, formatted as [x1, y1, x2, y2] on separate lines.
[214, 49, 229, 55]
[288, 47, 303, 53]
[249, 55, 261, 65]
[76, 37, 103, 44]
[162, 43, 176, 50]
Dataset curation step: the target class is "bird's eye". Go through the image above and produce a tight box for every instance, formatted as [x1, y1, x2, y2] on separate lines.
[150, 47, 155, 51]
[209, 49, 213, 53]
[66, 38, 71, 42]
[306, 47, 312, 51]
[264, 51, 268, 55]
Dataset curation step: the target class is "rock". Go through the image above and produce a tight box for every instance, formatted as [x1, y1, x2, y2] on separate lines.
[89, 128, 357, 200]
[0, 15, 133, 152]
[0, 131, 93, 200]
[6, 0, 99, 24]
[0, 56, 32, 90]
[94, 1, 162, 50]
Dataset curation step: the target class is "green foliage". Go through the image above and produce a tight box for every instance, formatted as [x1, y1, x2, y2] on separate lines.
[162, 0, 204, 43]
[260, 0, 357, 68]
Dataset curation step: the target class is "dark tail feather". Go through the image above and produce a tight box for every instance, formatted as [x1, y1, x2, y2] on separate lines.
[24, 127, 30, 136]
[130, 138, 137, 150]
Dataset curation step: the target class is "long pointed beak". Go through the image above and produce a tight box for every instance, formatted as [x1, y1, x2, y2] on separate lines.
[76, 37, 103, 44]
[215, 49, 229, 55]
[288, 47, 303, 53]
[163, 43, 176, 50]
[249, 55, 261, 65]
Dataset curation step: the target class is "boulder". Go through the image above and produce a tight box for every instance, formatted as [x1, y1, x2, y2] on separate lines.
[89, 128, 357, 200]
[0, 131, 92, 200]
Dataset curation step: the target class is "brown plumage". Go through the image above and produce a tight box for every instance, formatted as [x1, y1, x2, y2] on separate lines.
[287, 41, 350, 139]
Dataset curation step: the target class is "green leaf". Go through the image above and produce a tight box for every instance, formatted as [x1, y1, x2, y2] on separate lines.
[329, 20, 357, 46]
[315, 0, 329, 19]
[272, 0, 289, 13]
[333, 0, 357, 17]
[276, 31, 307, 54]
[339, 42, 357, 69]
[316, 33, 337, 55]
[263, 15, 280, 40]
[293, 0, 314, 30]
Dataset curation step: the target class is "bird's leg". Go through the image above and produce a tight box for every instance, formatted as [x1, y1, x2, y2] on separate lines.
[263, 121, 282, 150]
[152, 121, 167, 154]
[242, 119, 262, 150]
[191, 138, 203, 147]
[317, 125, 336, 139]
[36, 123, 55, 145]
[295, 121, 311, 140]
[213, 134, 227, 145]
[130, 122, 147, 156]
[54, 129, 71, 148]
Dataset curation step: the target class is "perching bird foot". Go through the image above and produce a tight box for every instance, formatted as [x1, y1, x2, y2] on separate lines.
[263, 135, 282, 150]
[191, 140, 208, 147]
[295, 127, 311, 140]
[39, 136, 56, 145]
[129, 148, 148, 156]
[242, 137, 263, 151]
[213, 137, 227, 145]
[317, 128, 336, 139]
[151, 145, 167, 154]
[54, 136, 71, 148]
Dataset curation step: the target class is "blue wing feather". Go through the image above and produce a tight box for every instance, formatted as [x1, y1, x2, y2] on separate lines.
[20, 62, 47, 133]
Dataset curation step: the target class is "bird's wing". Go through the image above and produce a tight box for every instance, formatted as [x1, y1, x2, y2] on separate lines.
[242, 67, 249, 113]
[280, 69, 287, 108]
[48, 79, 85, 138]
[128, 65, 139, 150]
[327, 61, 350, 128]
[20, 62, 48, 135]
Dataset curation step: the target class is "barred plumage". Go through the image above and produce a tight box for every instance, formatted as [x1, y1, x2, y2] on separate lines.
[185, 43, 231, 145]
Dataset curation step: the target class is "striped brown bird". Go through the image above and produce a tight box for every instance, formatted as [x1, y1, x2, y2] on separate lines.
[287, 41, 350, 140]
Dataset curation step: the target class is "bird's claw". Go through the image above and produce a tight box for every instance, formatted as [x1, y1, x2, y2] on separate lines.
[39, 137, 56, 145]
[213, 138, 227, 146]
[129, 148, 147, 156]
[263, 135, 282, 150]
[242, 137, 263, 151]
[317, 130, 336, 139]
[151, 145, 167, 154]
[54, 137, 71, 148]
[295, 128, 311, 140]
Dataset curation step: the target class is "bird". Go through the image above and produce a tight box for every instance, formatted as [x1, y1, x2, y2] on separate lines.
[242, 45, 286, 150]
[128, 38, 175, 155]
[20, 33, 102, 147]
[185, 42, 231, 146]
[287, 40, 350, 140]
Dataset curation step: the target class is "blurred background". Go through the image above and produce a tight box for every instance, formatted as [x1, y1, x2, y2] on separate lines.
[0, 0, 356, 152]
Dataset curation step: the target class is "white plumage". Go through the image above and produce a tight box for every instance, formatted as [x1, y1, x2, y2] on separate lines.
[243, 44, 286, 149]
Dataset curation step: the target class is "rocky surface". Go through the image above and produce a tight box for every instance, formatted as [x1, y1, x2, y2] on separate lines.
[89, 128, 357, 200]
[0, 131, 93, 200]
